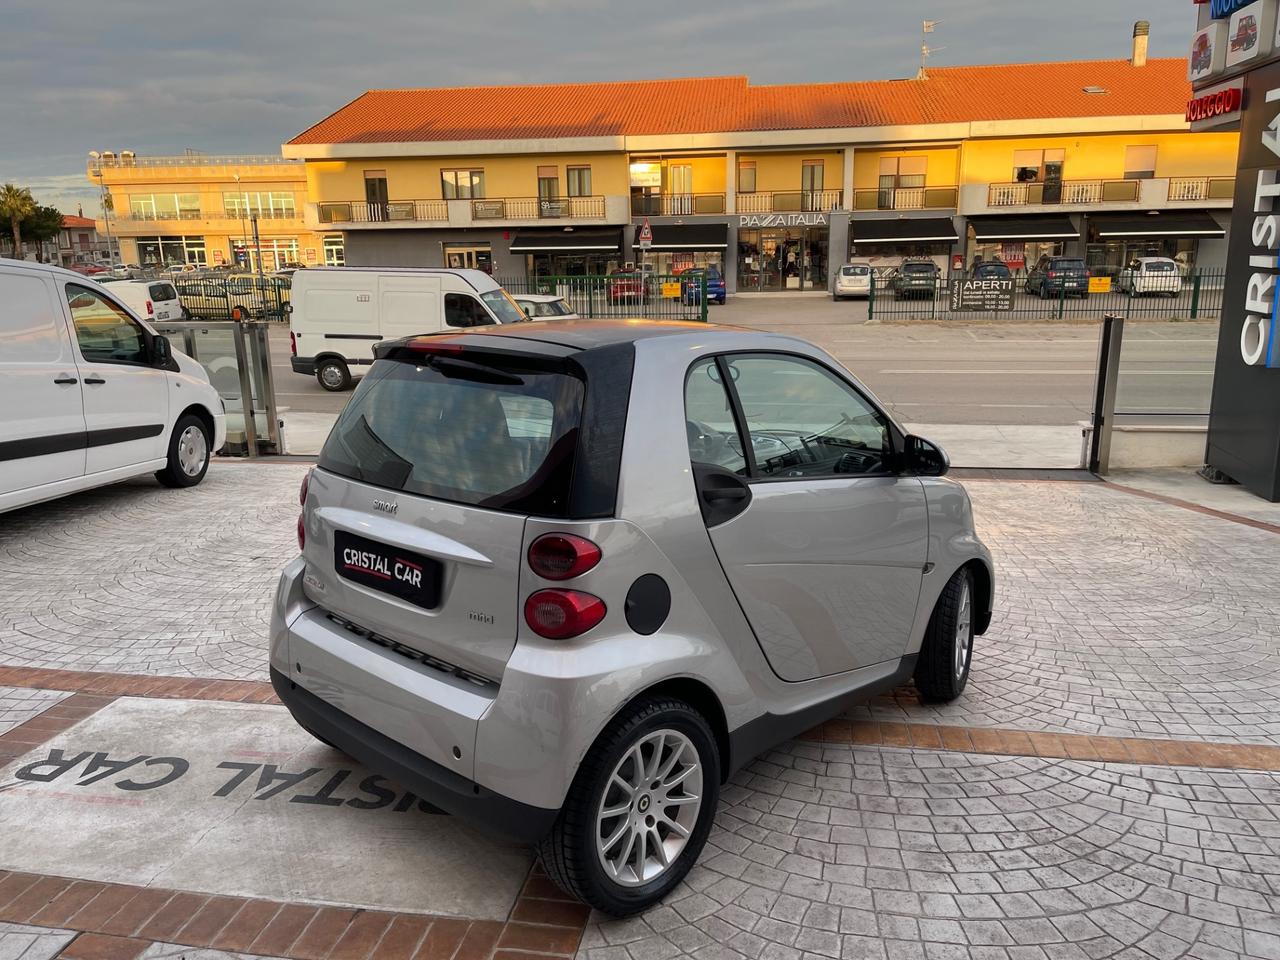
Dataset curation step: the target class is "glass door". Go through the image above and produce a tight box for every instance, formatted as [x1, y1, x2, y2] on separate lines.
[802, 161, 824, 211]
[364, 172, 389, 222]
[669, 164, 693, 215]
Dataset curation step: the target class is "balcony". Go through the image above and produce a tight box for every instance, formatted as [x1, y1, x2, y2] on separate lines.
[988, 180, 1141, 207]
[631, 194, 727, 216]
[1168, 177, 1235, 202]
[853, 186, 958, 211]
[471, 196, 605, 220]
[737, 190, 843, 214]
[317, 200, 448, 224]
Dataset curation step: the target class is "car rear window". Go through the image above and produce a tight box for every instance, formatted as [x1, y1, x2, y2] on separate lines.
[1052, 259, 1086, 269]
[841, 265, 870, 277]
[903, 263, 936, 274]
[523, 299, 573, 317]
[149, 283, 177, 301]
[318, 353, 584, 516]
[1145, 262, 1176, 272]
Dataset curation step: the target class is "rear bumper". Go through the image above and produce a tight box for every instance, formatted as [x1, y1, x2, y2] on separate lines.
[290, 356, 316, 376]
[270, 667, 557, 842]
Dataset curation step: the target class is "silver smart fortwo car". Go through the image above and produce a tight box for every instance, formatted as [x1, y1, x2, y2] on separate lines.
[270, 321, 993, 915]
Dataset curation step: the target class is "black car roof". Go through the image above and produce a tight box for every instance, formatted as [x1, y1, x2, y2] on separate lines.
[434, 319, 743, 351]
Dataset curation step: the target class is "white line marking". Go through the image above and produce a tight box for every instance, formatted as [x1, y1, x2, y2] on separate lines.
[878, 369, 1212, 376]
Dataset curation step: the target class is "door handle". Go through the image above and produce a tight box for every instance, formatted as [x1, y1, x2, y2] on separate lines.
[53, 375, 78, 385]
[701, 486, 748, 502]
[83, 376, 106, 385]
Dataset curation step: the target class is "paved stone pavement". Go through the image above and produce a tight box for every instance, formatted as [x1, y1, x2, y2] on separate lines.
[0, 922, 74, 959]
[578, 743, 1280, 960]
[2, 466, 1278, 746]
[0, 689, 67, 736]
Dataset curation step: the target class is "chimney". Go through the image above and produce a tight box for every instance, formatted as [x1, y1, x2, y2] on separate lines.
[1131, 20, 1149, 67]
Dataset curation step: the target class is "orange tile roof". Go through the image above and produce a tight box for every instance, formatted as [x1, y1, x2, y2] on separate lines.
[61, 215, 97, 228]
[289, 58, 1191, 146]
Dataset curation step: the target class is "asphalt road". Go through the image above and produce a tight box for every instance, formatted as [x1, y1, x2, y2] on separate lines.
[265, 304, 1220, 426]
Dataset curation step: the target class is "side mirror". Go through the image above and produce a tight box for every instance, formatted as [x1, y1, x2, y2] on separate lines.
[152, 335, 172, 365]
[903, 434, 949, 477]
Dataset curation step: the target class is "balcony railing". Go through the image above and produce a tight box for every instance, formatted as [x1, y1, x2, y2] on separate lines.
[118, 209, 300, 223]
[853, 186, 958, 211]
[737, 190, 843, 214]
[988, 179, 1141, 206]
[471, 196, 605, 220]
[1168, 177, 1236, 202]
[317, 200, 448, 224]
[631, 194, 727, 216]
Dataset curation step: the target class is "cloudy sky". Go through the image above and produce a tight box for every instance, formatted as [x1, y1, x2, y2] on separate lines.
[0, 0, 1196, 215]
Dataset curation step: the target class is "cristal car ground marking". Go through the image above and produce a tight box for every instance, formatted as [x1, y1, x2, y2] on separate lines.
[0, 697, 531, 919]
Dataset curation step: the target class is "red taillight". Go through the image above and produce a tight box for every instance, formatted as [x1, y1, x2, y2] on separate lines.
[296, 513, 306, 551]
[528, 533, 601, 581]
[299, 467, 312, 506]
[1048, 271, 1057, 278]
[145, 300, 153, 316]
[524, 589, 606, 640]
[290, 330, 297, 356]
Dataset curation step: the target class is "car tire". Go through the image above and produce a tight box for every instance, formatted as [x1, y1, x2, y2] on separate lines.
[538, 696, 721, 916]
[914, 567, 975, 703]
[316, 358, 352, 392]
[155, 414, 211, 488]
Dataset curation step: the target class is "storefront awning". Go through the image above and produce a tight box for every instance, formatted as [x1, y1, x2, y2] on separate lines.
[1092, 213, 1225, 239]
[852, 217, 959, 244]
[508, 228, 623, 253]
[633, 223, 728, 251]
[968, 217, 1079, 242]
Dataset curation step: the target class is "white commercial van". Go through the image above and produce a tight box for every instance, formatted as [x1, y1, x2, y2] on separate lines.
[288, 268, 525, 391]
[0, 258, 227, 514]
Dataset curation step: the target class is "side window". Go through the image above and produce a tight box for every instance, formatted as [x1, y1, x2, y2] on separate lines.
[65, 283, 148, 364]
[444, 293, 492, 328]
[0, 274, 65, 362]
[684, 358, 747, 476]
[727, 354, 890, 479]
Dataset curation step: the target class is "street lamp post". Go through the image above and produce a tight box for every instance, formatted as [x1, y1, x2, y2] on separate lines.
[92, 167, 118, 265]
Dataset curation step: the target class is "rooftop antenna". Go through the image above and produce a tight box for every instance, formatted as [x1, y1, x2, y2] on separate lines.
[919, 20, 943, 79]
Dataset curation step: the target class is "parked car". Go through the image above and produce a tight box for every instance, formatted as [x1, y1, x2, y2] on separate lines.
[92, 278, 185, 322]
[971, 261, 1012, 280]
[273, 320, 994, 915]
[834, 260, 873, 300]
[289, 268, 524, 391]
[513, 293, 581, 320]
[0, 258, 226, 513]
[607, 270, 648, 305]
[173, 273, 290, 324]
[1026, 257, 1091, 299]
[1118, 257, 1183, 297]
[1231, 15, 1257, 53]
[680, 266, 726, 305]
[889, 260, 942, 300]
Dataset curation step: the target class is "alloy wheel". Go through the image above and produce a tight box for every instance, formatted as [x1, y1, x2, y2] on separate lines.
[954, 580, 972, 680]
[595, 729, 703, 887]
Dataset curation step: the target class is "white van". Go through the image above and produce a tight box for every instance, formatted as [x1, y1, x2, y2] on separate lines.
[94, 277, 185, 322]
[0, 259, 227, 514]
[288, 268, 525, 391]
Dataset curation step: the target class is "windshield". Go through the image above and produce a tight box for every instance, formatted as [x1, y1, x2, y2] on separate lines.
[522, 299, 573, 317]
[481, 288, 526, 324]
[319, 355, 584, 516]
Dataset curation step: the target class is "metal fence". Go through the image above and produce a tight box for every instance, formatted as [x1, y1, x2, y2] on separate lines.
[498, 274, 711, 322]
[172, 274, 292, 323]
[867, 269, 1225, 322]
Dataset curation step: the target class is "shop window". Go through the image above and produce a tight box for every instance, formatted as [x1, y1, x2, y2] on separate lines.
[442, 169, 485, 199]
[738, 161, 756, 194]
[1124, 146, 1157, 180]
[567, 166, 591, 197]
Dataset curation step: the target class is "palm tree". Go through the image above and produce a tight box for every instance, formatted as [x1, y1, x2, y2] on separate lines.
[0, 184, 36, 260]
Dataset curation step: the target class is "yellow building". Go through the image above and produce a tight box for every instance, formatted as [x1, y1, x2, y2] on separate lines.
[86, 151, 340, 271]
[284, 35, 1237, 292]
